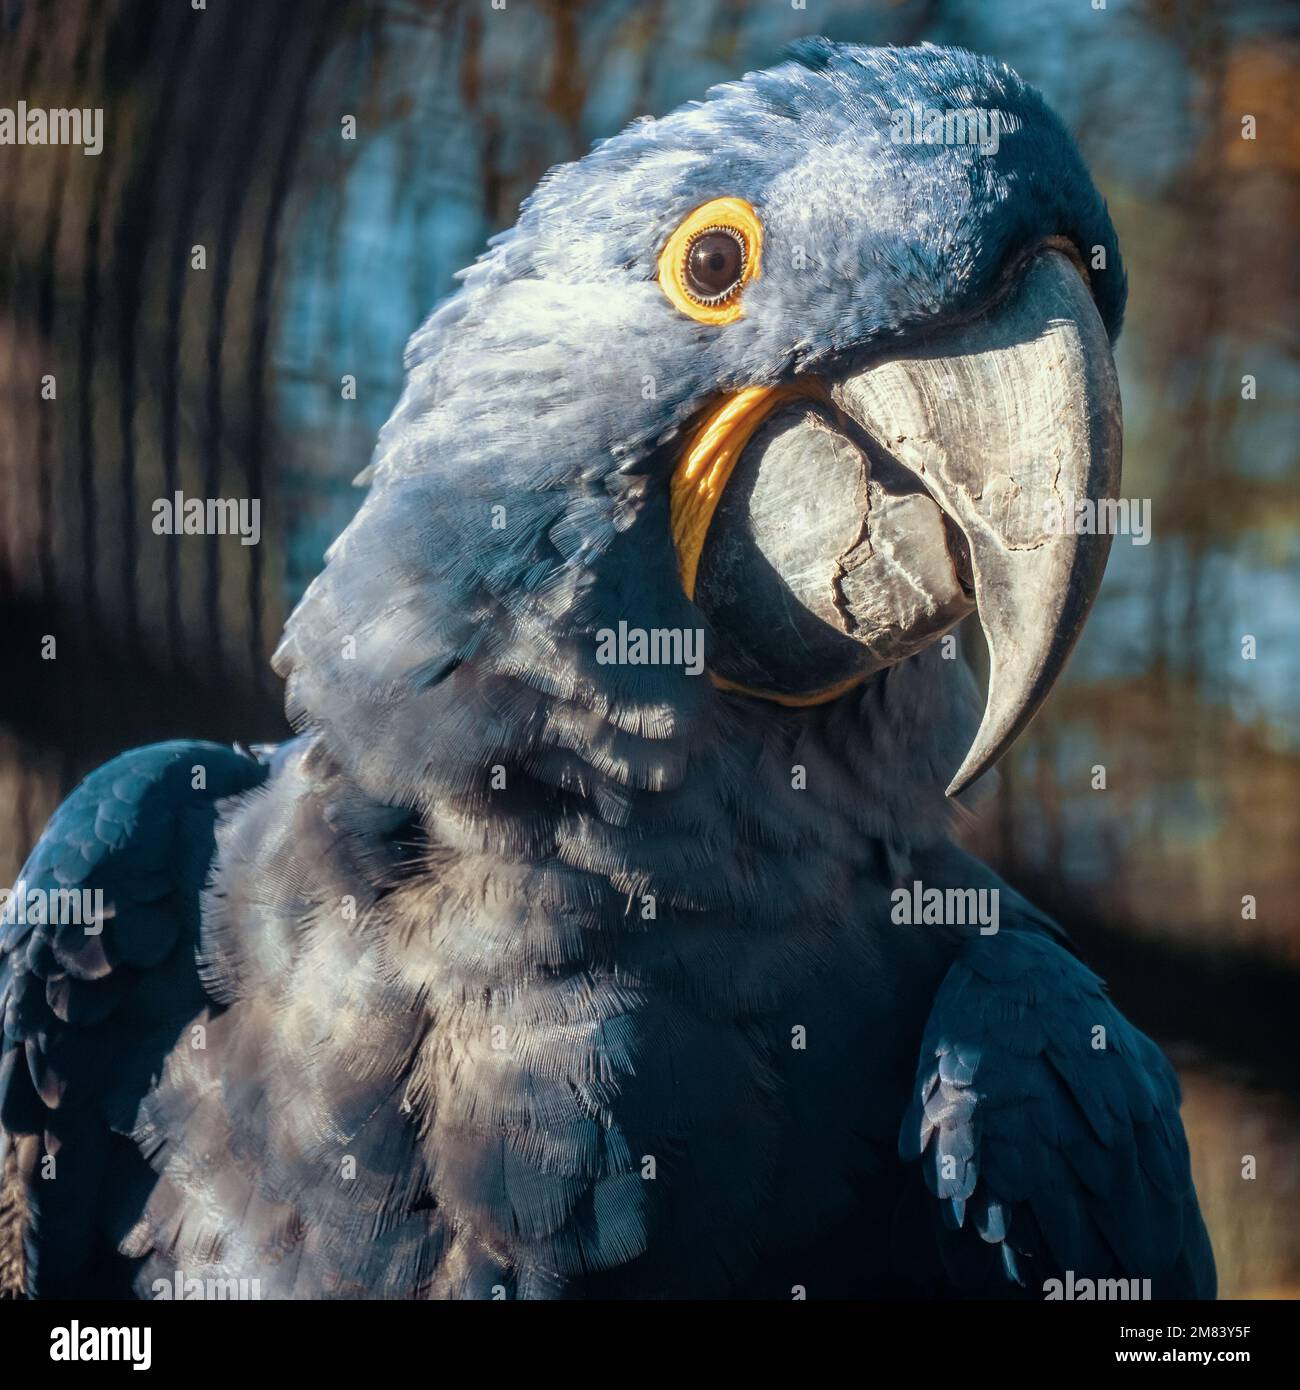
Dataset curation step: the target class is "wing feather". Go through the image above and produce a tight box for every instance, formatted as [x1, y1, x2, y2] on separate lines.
[897, 925, 1216, 1298]
[0, 741, 267, 1296]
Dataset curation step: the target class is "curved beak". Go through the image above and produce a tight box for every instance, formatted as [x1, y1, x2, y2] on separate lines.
[830, 248, 1123, 796]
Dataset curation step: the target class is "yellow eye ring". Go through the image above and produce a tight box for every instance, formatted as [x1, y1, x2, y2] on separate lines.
[657, 197, 763, 325]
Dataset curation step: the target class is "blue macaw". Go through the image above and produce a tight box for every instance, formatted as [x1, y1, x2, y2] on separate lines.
[1, 40, 1214, 1299]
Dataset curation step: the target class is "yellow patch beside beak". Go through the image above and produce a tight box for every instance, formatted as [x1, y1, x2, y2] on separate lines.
[669, 382, 867, 709]
[670, 384, 812, 600]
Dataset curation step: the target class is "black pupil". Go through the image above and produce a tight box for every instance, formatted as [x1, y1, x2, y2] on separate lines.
[686, 231, 743, 298]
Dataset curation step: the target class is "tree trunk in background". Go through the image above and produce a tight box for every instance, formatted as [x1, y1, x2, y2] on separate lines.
[0, 0, 351, 877]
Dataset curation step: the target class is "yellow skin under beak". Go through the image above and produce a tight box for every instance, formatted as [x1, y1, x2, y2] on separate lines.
[669, 383, 869, 709]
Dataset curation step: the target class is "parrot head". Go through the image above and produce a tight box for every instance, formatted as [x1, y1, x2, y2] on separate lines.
[277, 40, 1124, 815]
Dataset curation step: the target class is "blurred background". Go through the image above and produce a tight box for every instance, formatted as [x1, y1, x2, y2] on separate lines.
[1, 0, 1296, 1296]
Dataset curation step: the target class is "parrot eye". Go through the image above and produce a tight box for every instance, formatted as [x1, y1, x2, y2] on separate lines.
[684, 229, 746, 304]
[657, 197, 763, 325]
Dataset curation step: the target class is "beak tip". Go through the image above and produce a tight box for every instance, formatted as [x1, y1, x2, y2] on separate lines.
[944, 764, 983, 799]
[944, 716, 1012, 799]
